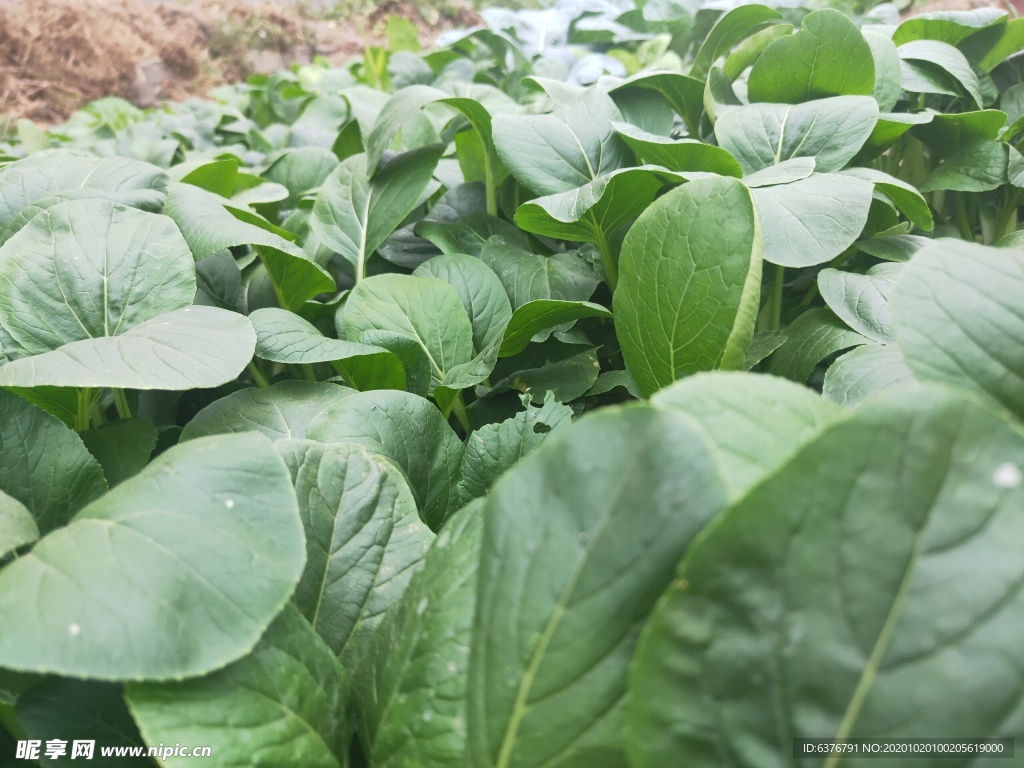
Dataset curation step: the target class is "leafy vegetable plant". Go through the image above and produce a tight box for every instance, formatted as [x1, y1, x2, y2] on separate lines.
[1, 0, 1023, 765]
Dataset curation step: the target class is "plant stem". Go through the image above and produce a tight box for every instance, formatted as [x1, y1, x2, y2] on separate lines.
[996, 188, 1022, 240]
[766, 264, 785, 331]
[75, 388, 92, 432]
[301, 363, 319, 382]
[450, 392, 471, 435]
[484, 151, 498, 217]
[954, 192, 974, 241]
[247, 360, 271, 389]
[594, 224, 618, 292]
[112, 388, 132, 420]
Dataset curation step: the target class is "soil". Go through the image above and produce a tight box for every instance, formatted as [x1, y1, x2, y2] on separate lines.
[0, 0, 480, 125]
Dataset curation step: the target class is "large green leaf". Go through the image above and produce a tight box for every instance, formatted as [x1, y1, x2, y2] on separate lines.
[311, 149, 442, 282]
[818, 263, 902, 343]
[0, 198, 193, 357]
[480, 243, 601, 309]
[414, 254, 513, 352]
[513, 168, 664, 249]
[278, 440, 433, 667]
[613, 124, 742, 177]
[615, 177, 762, 397]
[357, 503, 483, 768]
[768, 307, 870, 383]
[127, 605, 350, 768]
[492, 89, 628, 196]
[627, 386, 1024, 766]
[751, 174, 874, 268]
[890, 240, 1024, 419]
[307, 390, 465, 528]
[822, 344, 917, 407]
[0, 150, 166, 234]
[466, 405, 729, 768]
[651, 372, 845, 498]
[0, 306, 256, 390]
[343, 274, 474, 389]
[893, 7, 1006, 45]
[17, 680, 149, 767]
[499, 300, 612, 357]
[0, 390, 106, 534]
[747, 9, 875, 103]
[690, 5, 782, 80]
[79, 418, 158, 487]
[0, 491, 37, 560]
[0, 433, 304, 680]
[251, 307, 405, 391]
[182, 381, 356, 442]
[455, 395, 573, 505]
[898, 40, 983, 107]
[716, 97, 878, 175]
[164, 183, 334, 313]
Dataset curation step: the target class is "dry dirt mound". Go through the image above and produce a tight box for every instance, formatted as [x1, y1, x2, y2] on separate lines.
[0, 0, 479, 124]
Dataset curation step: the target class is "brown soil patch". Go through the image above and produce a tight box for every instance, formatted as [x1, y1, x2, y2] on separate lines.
[0, 0, 481, 125]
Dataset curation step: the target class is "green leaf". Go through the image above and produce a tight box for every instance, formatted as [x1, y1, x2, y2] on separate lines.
[627, 386, 1024, 766]
[311, 149, 442, 281]
[456, 394, 573, 505]
[264, 147, 340, 207]
[767, 307, 870, 383]
[17, 680, 149, 767]
[79, 418, 158, 487]
[414, 254, 513, 352]
[610, 72, 705, 132]
[751, 173, 874, 267]
[127, 605, 350, 768]
[344, 274, 474, 389]
[0, 150, 166, 234]
[839, 168, 934, 232]
[863, 30, 902, 112]
[466, 405, 729, 768]
[514, 168, 664, 246]
[0, 306, 256, 390]
[890, 239, 1024, 419]
[616, 177, 762, 397]
[652, 372, 845, 498]
[855, 233, 932, 262]
[0, 390, 106, 534]
[744, 330, 788, 370]
[613, 124, 742, 177]
[251, 307, 405, 391]
[481, 243, 601, 309]
[818, 263, 903, 343]
[0, 433, 304, 680]
[823, 344, 917, 406]
[920, 140, 1008, 192]
[499, 300, 612, 357]
[747, 9, 875, 104]
[0, 491, 37, 560]
[307, 390, 465, 528]
[899, 40, 984, 107]
[357, 503, 483, 768]
[492, 90, 627, 196]
[912, 109, 1005, 154]
[0, 199, 194, 357]
[962, 16, 1024, 71]
[715, 97, 879, 175]
[893, 7, 1006, 46]
[490, 346, 602, 404]
[278, 440, 433, 667]
[182, 381, 356, 443]
[164, 183, 334, 312]
[690, 5, 782, 80]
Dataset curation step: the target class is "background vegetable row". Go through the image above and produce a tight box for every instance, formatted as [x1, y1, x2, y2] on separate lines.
[1, 1, 1023, 766]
